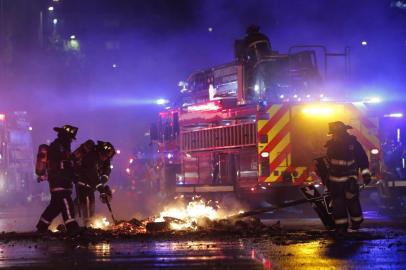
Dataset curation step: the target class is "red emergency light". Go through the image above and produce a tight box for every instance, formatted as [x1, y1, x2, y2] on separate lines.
[187, 101, 221, 112]
[0, 114, 5, 121]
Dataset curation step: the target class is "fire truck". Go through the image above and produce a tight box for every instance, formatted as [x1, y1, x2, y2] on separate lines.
[0, 111, 36, 205]
[151, 28, 402, 206]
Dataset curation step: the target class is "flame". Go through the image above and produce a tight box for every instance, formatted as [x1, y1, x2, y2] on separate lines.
[90, 217, 111, 229]
[155, 197, 235, 230]
[52, 198, 247, 234]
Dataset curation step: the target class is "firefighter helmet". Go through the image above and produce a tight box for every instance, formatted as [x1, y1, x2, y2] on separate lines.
[97, 141, 116, 159]
[53, 125, 78, 139]
[246, 25, 260, 35]
[328, 121, 352, 135]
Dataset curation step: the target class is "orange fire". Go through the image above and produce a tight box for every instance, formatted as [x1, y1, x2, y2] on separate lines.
[90, 217, 111, 229]
[155, 196, 241, 230]
[76, 197, 245, 233]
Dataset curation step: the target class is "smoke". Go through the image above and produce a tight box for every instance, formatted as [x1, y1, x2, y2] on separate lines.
[3, 0, 405, 138]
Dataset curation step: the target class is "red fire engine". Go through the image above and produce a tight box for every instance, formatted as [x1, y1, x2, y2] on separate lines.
[151, 29, 386, 205]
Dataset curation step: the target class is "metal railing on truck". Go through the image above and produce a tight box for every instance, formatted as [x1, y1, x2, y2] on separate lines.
[181, 122, 257, 151]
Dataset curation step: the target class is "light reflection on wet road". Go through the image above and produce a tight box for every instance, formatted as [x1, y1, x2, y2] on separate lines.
[0, 227, 405, 270]
[0, 240, 264, 269]
[245, 232, 406, 270]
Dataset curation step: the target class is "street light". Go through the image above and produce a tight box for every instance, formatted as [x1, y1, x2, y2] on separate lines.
[70, 35, 76, 39]
[48, 6, 54, 11]
[53, 18, 58, 25]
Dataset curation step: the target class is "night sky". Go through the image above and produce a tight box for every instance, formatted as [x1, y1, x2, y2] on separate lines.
[0, 0, 405, 157]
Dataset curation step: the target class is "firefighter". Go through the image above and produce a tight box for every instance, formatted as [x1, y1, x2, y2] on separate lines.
[36, 125, 80, 235]
[243, 25, 272, 61]
[325, 121, 372, 235]
[74, 140, 115, 226]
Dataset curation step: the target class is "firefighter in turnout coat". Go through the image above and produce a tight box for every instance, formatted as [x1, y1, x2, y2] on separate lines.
[74, 140, 115, 226]
[36, 125, 80, 234]
[325, 121, 372, 235]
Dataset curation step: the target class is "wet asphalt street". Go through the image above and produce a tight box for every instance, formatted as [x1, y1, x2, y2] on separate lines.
[0, 214, 405, 270]
[0, 226, 405, 270]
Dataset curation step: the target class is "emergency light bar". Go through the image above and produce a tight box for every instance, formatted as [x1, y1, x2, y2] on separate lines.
[364, 97, 381, 104]
[187, 102, 221, 112]
[156, 99, 169, 105]
[384, 113, 403, 118]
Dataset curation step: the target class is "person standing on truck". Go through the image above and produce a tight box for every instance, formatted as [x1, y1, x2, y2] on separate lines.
[243, 25, 272, 61]
[325, 121, 372, 236]
[74, 140, 115, 226]
[36, 125, 80, 235]
[235, 25, 272, 62]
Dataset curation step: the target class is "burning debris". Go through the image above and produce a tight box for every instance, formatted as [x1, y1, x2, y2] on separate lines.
[78, 196, 261, 235]
[154, 196, 223, 230]
[0, 197, 278, 243]
[110, 218, 148, 234]
[90, 217, 111, 230]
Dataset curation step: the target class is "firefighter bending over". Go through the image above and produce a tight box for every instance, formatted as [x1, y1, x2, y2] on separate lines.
[74, 140, 115, 226]
[36, 125, 80, 234]
[325, 121, 371, 235]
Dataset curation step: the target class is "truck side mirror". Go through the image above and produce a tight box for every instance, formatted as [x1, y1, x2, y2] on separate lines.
[150, 124, 159, 141]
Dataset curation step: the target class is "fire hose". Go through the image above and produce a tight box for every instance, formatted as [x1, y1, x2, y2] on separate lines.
[229, 195, 322, 220]
[229, 184, 366, 220]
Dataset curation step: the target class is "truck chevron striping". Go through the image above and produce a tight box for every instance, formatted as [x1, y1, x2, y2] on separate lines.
[260, 122, 290, 155]
[257, 102, 381, 185]
[258, 105, 289, 136]
[258, 104, 292, 183]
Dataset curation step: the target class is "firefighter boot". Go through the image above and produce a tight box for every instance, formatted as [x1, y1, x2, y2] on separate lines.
[84, 218, 92, 228]
[36, 217, 51, 234]
[334, 225, 348, 239]
[65, 220, 80, 236]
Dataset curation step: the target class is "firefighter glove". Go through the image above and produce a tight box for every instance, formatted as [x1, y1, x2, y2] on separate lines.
[100, 192, 111, 204]
[100, 174, 109, 184]
[61, 160, 74, 170]
[314, 157, 329, 185]
[361, 169, 372, 185]
[99, 185, 112, 203]
[363, 173, 372, 186]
